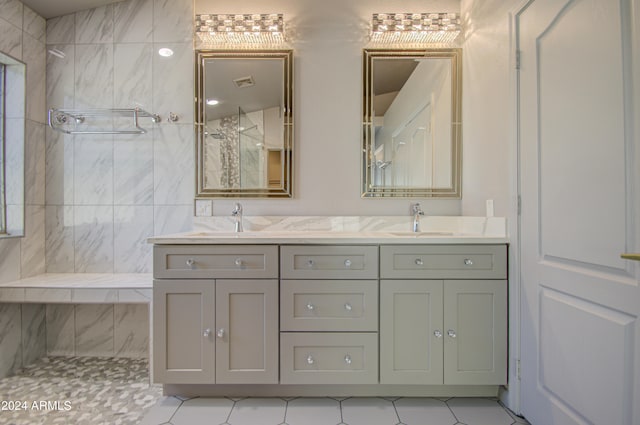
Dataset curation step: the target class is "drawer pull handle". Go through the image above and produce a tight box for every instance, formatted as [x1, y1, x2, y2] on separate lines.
[344, 355, 352, 365]
[344, 303, 352, 311]
[415, 258, 424, 266]
[306, 303, 315, 311]
[306, 355, 314, 365]
[203, 328, 211, 338]
[186, 258, 195, 267]
[344, 259, 352, 267]
[234, 258, 243, 266]
[447, 329, 457, 338]
[434, 330, 442, 338]
[464, 258, 473, 266]
[307, 259, 314, 268]
[217, 328, 225, 338]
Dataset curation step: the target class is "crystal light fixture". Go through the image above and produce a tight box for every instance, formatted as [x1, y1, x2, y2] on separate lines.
[370, 13, 461, 44]
[195, 13, 285, 46]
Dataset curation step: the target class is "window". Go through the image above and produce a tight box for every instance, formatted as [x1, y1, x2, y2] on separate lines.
[0, 63, 6, 235]
[0, 52, 25, 238]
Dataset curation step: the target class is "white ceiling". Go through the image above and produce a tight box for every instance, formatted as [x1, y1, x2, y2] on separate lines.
[21, 0, 121, 19]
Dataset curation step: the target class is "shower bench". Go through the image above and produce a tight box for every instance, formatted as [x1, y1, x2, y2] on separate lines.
[0, 273, 152, 304]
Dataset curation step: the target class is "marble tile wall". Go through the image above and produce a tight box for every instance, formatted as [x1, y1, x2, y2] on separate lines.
[45, 0, 195, 274]
[45, 303, 149, 358]
[1, 0, 184, 378]
[0, 0, 47, 379]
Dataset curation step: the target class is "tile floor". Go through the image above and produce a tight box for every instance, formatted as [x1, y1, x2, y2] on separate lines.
[140, 395, 531, 425]
[0, 356, 162, 425]
[0, 357, 530, 425]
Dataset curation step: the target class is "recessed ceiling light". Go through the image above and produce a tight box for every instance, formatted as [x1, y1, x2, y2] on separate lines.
[158, 47, 174, 57]
[206, 99, 219, 106]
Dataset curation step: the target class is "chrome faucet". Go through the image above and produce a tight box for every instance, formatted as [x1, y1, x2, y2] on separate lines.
[232, 203, 243, 232]
[411, 203, 424, 233]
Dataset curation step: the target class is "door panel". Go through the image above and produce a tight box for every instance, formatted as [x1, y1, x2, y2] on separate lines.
[517, 0, 639, 423]
[380, 280, 443, 385]
[539, 288, 634, 425]
[215, 279, 279, 384]
[153, 280, 215, 384]
[444, 280, 507, 385]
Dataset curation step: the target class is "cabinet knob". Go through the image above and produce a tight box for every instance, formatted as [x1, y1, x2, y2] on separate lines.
[234, 258, 243, 266]
[217, 328, 225, 338]
[344, 302, 352, 311]
[306, 303, 315, 311]
[434, 330, 443, 338]
[203, 328, 211, 338]
[306, 355, 314, 365]
[344, 259, 352, 267]
[415, 258, 424, 266]
[447, 329, 457, 338]
[307, 259, 314, 268]
[463, 258, 473, 266]
[344, 354, 352, 365]
[186, 258, 195, 267]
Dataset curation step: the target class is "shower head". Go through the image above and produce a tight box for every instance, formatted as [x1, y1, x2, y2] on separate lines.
[206, 128, 225, 139]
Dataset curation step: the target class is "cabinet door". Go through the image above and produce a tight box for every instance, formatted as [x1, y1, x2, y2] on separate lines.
[443, 280, 507, 385]
[215, 279, 279, 384]
[380, 280, 444, 384]
[153, 280, 215, 384]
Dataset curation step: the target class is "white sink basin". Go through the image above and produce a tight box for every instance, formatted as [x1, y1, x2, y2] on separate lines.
[386, 231, 455, 237]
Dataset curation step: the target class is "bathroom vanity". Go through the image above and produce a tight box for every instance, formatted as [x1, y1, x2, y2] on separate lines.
[149, 218, 508, 397]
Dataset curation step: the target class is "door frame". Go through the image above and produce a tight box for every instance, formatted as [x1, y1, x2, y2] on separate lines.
[499, 0, 536, 416]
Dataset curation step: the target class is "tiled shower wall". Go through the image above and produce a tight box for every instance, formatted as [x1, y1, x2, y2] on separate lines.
[0, 0, 195, 378]
[45, 0, 195, 274]
[0, 0, 47, 378]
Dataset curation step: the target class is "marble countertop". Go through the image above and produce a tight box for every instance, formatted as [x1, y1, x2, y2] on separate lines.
[149, 216, 509, 245]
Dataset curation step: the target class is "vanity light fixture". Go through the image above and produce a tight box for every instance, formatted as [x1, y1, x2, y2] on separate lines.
[370, 13, 461, 44]
[206, 98, 220, 106]
[195, 13, 285, 46]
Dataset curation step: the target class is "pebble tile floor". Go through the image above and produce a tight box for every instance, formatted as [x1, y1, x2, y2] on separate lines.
[0, 357, 530, 425]
[0, 356, 162, 425]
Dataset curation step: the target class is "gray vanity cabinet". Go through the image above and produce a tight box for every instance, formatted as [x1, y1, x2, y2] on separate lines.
[153, 245, 279, 385]
[151, 241, 509, 391]
[380, 279, 444, 385]
[380, 245, 508, 386]
[153, 279, 215, 384]
[443, 280, 507, 385]
[279, 245, 380, 384]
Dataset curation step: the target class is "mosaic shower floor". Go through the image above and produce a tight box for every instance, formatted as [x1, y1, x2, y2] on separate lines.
[0, 356, 162, 425]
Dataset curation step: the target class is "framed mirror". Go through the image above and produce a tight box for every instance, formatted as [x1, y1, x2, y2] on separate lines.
[195, 50, 293, 198]
[362, 48, 461, 198]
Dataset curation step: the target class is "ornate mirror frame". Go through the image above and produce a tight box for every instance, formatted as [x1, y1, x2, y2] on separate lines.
[195, 49, 293, 198]
[362, 48, 462, 198]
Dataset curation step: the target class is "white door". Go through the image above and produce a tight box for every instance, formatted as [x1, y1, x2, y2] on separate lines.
[517, 0, 640, 424]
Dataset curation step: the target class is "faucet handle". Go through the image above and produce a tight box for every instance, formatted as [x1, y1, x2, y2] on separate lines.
[232, 203, 243, 215]
[412, 203, 424, 215]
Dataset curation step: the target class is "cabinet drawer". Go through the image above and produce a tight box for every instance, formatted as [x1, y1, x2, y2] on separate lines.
[281, 280, 378, 332]
[280, 245, 378, 279]
[280, 333, 378, 384]
[154, 245, 278, 279]
[380, 245, 507, 279]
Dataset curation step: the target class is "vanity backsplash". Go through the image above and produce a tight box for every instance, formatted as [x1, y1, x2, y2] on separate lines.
[192, 215, 506, 237]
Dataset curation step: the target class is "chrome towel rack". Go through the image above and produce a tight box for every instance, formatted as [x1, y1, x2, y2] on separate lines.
[48, 108, 162, 135]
